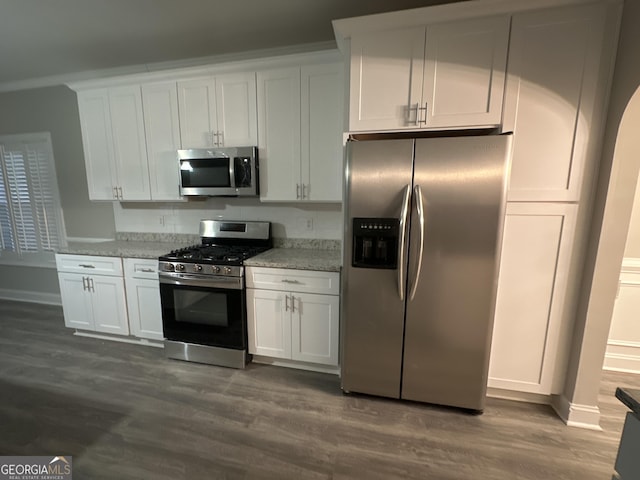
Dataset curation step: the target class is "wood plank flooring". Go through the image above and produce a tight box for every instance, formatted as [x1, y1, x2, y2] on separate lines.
[0, 299, 637, 479]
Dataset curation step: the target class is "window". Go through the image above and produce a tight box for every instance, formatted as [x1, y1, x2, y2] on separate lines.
[0, 133, 65, 264]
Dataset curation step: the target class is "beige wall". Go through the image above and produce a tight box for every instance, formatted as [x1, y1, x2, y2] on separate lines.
[562, 0, 640, 411]
[0, 86, 116, 300]
[624, 167, 640, 258]
[0, 85, 115, 239]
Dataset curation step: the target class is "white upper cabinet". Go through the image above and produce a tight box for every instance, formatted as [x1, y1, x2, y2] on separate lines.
[504, 4, 610, 202]
[258, 62, 344, 202]
[257, 67, 302, 202]
[348, 15, 509, 132]
[301, 63, 344, 202]
[77, 89, 116, 200]
[349, 27, 426, 131]
[177, 72, 257, 148]
[423, 16, 509, 129]
[77, 86, 151, 201]
[141, 82, 183, 201]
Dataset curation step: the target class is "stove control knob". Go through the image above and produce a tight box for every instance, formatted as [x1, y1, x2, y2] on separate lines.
[194, 264, 203, 272]
[212, 266, 220, 274]
[177, 264, 185, 271]
[164, 263, 175, 271]
[223, 267, 232, 275]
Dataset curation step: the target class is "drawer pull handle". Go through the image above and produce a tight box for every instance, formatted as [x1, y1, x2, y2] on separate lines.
[79, 264, 96, 269]
[281, 279, 301, 284]
[139, 268, 155, 273]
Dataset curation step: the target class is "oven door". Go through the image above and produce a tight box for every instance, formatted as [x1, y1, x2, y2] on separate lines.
[159, 274, 246, 350]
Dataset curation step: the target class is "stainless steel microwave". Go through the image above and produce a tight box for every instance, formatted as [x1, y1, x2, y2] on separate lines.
[178, 147, 259, 197]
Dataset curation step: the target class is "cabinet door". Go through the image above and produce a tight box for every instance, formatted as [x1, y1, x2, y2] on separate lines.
[177, 78, 218, 148]
[125, 277, 163, 340]
[142, 82, 183, 201]
[91, 275, 129, 336]
[257, 68, 302, 202]
[504, 4, 607, 202]
[246, 288, 291, 359]
[349, 27, 425, 131]
[215, 72, 258, 147]
[423, 15, 509, 128]
[57, 272, 94, 330]
[301, 63, 344, 202]
[76, 89, 117, 200]
[291, 293, 339, 366]
[488, 203, 577, 395]
[108, 85, 151, 200]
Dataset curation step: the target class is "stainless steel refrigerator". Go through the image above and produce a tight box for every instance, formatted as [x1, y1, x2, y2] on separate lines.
[341, 134, 512, 412]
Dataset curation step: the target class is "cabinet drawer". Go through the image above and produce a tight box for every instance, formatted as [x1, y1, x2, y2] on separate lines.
[55, 254, 123, 276]
[124, 257, 159, 280]
[246, 267, 339, 295]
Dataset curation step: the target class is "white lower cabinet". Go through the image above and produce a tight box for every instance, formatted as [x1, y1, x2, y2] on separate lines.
[246, 267, 340, 369]
[488, 203, 578, 395]
[56, 254, 129, 335]
[123, 258, 163, 341]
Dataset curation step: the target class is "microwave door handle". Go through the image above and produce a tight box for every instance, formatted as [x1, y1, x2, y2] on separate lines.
[398, 184, 411, 301]
[229, 157, 236, 189]
[409, 185, 425, 301]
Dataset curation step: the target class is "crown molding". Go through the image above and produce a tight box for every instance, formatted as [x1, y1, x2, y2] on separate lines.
[0, 40, 338, 94]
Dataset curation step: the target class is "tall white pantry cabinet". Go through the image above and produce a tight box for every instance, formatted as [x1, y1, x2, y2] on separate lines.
[335, 0, 621, 397]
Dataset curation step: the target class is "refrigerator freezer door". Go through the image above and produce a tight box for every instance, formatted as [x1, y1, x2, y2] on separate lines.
[341, 139, 414, 399]
[402, 134, 511, 410]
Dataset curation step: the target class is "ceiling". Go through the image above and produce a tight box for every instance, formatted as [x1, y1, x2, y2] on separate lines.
[0, 0, 464, 91]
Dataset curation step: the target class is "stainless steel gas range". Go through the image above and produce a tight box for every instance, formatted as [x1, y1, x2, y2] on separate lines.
[158, 220, 271, 368]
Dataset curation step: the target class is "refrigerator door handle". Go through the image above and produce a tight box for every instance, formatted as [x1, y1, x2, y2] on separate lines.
[409, 184, 425, 301]
[398, 184, 411, 300]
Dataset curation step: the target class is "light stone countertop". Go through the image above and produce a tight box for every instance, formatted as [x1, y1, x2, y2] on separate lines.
[57, 240, 194, 259]
[57, 234, 343, 271]
[244, 248, 342, 272]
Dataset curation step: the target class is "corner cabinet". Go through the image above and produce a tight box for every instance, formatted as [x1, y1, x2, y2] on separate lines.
[257, 62, 344, 202]
[55, 254, 129, 335]
[77, 86, 151, 201]
[177, 72, 258, 148]
[348, 15, 509, 132]
[246, 267, 340, 371]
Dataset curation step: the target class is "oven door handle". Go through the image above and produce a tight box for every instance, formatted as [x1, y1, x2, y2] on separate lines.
[159, 273, 243, 290]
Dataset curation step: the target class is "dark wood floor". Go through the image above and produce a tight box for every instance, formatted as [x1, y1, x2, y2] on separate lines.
[0, 299, 637, 479]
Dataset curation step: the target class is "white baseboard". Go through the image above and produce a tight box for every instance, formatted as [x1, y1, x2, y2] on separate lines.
[551, 394, 602, 430]
[74, 331, 164, 348]
[486, 387, 551, 405]
[604, 351, 640, 374]
[251, 355, 339, 375]
[0, 288, 61, 306]
[606, 257, 640, 374]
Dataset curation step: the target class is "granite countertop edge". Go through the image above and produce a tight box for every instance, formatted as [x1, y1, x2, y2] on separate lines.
[244, 248, 342, 272]
[57, 236, 343, 272]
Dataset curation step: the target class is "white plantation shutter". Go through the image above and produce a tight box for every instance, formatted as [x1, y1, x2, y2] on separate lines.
[0, 133, 64, 261]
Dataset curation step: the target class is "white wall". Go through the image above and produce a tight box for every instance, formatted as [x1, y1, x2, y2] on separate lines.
[113, 199, 343, 240]
[604, 86, 640, 374]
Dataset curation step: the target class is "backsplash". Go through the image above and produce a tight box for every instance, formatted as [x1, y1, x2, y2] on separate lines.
[113, 199, 343, 240]
[115, 232, 200, 243]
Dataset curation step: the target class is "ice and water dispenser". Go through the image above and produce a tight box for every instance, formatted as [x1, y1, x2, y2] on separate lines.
[351, 218, 399, 269]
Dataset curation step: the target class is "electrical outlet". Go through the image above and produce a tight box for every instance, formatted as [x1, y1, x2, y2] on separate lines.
[296, 217, 314, 231]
